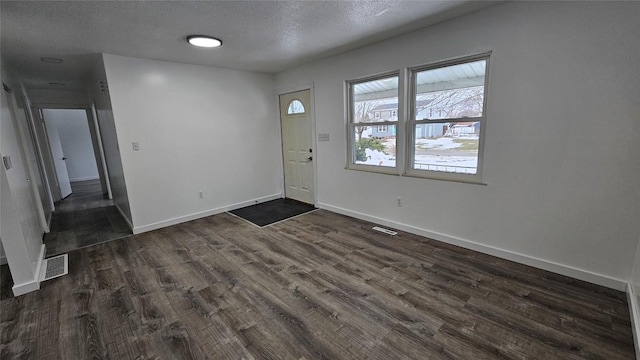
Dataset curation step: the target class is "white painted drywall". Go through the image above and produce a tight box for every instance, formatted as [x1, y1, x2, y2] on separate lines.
[102, 54, 282, 230]
[90, 55, 133, 227]
[631, 236, 640, 357]
[42, 109, 99, 182]
[1, 65, 45, 292]
[27, 88, 90, 108]
[632, 235, 640, 292]
[20, 89, 54, 225]
[275, 1, 640, 283]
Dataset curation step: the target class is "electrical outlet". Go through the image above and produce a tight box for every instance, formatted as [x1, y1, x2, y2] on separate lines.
[396, 196, 402, 207]
[198, 191, 204, 199]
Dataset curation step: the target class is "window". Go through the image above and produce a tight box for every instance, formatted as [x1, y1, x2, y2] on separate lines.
[408, 54, 488, 181]
[287, 99, 305, 114]
[345, 53, 489, 183]
[347, 73, 399, 170]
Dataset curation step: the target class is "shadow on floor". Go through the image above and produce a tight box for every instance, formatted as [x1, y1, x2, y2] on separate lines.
[44, 180, 132, 257]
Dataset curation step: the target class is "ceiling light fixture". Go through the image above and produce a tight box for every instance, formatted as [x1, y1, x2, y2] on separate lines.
[187, 35, 222, 48]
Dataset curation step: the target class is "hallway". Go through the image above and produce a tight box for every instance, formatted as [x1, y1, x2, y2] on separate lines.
[44, 180, 132, 256]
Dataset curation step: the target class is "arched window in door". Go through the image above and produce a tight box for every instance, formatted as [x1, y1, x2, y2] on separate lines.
[287, 99, 305, 115]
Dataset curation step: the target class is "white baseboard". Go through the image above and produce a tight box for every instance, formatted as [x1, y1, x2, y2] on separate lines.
[69, 176, 100, 182]
[114, 203, 134, 231]
[627, 283, 640, 360]
[12, 244, 45, 296]
[133, 193, 283, 234]
[319, 203, 626, 291]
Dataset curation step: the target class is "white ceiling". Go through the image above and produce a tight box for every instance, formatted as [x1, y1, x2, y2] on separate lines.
[1, 1, 499, 91]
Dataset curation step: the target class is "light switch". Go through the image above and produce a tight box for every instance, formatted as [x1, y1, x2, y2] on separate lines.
[318, 133, 330, 142]
[132, 142, 140, 151]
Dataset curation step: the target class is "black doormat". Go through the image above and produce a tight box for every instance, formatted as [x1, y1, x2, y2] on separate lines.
[229, 198, 316, 227]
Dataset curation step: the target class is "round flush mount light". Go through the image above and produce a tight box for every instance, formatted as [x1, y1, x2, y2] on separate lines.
[187, 35, 222, 48]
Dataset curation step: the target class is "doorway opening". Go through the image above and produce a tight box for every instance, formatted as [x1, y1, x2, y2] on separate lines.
[37, 108, 131, 256]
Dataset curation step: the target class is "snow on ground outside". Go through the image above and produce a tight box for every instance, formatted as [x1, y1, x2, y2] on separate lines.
[356, 148, 396, 167]
[414, 136, 478, 150]
[356, 148, 477, 173]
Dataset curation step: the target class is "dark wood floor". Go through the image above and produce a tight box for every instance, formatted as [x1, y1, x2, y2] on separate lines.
[1, 210, 635, 359]
[44, 180, 132, 257]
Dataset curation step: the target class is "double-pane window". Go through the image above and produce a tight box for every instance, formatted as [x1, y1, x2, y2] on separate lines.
[346, 53, 489, 183]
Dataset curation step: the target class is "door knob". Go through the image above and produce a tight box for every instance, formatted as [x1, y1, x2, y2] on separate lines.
[62, 157, 67, 160]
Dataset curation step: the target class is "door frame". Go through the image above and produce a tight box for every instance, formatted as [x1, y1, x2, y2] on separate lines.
[33, 104, 113, 206]
[277, 83, 317, 205]
[22, 98, 55, 224]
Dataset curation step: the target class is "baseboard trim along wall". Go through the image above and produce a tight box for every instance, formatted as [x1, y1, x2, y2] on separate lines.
[132, 193, 283, 234]
[319, 203, 627, 291]
[12, 244, 45, 296]
[627, 283, 640, 360]
[115, 204, 134, 231]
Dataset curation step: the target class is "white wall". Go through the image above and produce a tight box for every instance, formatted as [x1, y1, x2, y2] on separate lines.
[90, 56, 133, 227]
[1, 63, 46, 295]
[27, 88, 90, 108]
[20, 88, 54, 224]
[42, 109, 99, 182]
[631, 237, 640, 357]
[103, 54, 282, 232]
[275, 1, 640, 288]
[633, 239, 640, 294]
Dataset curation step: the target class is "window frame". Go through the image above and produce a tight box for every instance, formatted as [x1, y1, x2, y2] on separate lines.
[345, 71, 402, 174]
[406, 53, 490, 184]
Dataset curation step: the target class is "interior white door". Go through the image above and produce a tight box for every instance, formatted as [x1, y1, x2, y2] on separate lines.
[44, 118, 72, 198]
[280, 90, 314, 204]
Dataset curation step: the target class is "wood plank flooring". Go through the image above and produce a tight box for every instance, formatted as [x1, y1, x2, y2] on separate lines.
[1, 210, 635, 359]
[44, 180, 132, 257]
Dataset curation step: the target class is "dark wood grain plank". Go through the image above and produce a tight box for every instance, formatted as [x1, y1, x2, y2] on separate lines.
[1, 209, 635, 359]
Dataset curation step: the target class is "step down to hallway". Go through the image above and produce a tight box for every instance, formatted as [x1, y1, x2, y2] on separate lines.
[41, 254, 68, 281]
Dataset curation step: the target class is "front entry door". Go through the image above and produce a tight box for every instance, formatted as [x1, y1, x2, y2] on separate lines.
[279, 90, 314, 204]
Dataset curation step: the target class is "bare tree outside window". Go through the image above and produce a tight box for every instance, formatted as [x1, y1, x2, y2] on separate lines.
[354, 100, 379, 141]
[415, 86, 484, 120]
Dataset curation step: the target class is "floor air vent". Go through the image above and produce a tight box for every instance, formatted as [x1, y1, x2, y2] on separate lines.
[372, 226, 398, 236]
[42, 254, 68, 281]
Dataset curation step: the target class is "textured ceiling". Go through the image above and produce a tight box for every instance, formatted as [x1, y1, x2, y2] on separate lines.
[1, 1, 498, 91]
